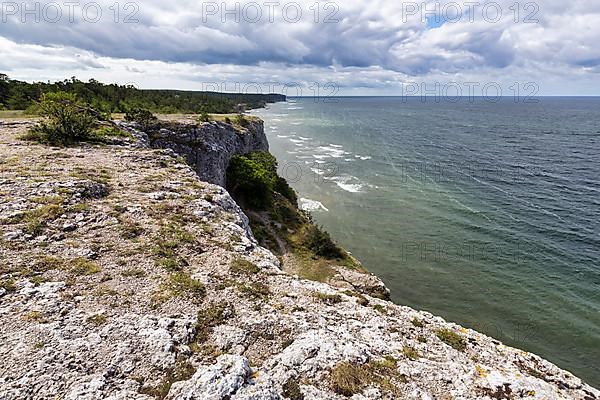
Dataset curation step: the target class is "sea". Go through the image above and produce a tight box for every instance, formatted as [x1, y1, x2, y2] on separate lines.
[249, 97, 600, 387]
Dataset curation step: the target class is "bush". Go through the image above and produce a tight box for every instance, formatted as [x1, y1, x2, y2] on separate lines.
[198, 111, 211, 123]
[275, 176, 298, 206]
[24, 92, 97, 145]
[226, 152, 278, 210]
[124, 107, 157, 129]
[235, 113, 250, 127]
[436, 328, 467, 351]
[303, 225, 344, 259]
[226, 151, 297, 210]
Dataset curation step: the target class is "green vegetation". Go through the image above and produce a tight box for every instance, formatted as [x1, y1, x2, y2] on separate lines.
[87, 314, 108, 326]
[22, 91, 97, 145]
[436, 328, 467, 351]
[194, 303, 233, 344]
[121, 268, 146, 278]
[138, 360, 196, 399]
[236, 281, 271, 300]
[302, 224, 344, 259]
[162, 272, 206, 299]
[70, 258, 101, 275]
[227, 151, 364, 287]
[329, 357, 404, 397]
[230, 258, 261, 275]
[402, 346, 419, 360]
[282, 377, 304, 400]
[0, 279, 16, 293]
[124, 107, 158, 129]
[315, 292, 343, 305]
[0, 74, 284, 114]
[226, 151, 297, 210]
[119, 218, 145, 239]
[152, 222, 195, 271]
[411, 317, 424, 328]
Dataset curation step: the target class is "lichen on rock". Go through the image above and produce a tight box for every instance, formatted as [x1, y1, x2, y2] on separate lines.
[0, 118, 598, 400]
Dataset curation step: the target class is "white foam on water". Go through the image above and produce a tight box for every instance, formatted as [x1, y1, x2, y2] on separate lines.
[318, 146, 347, 158]
[277, 135, 290, 138]
[310, 167, 325, 176]
[298, 136, 311, 141]
[299, 198, 329, 212]
[326, 176, 365, 193]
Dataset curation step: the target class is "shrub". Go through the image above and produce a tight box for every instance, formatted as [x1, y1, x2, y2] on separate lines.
[230, 258, 261, 275]
[235, 113, 250, 127]
[330, 358, 403, 397]
[124, 107, 157, 129]
[303, 225, 344, 259]
[282, 378, 304, 400]
[275, 176, 298, 206]
[226, 152, 278, 209]
[162, 272, 206, 299]
[226, 151, 297, 210]
[198, 111, 211, 123]
[436, 328, 467, 351]
[24, 92, 97, 145]
[315, 292, 343, 305]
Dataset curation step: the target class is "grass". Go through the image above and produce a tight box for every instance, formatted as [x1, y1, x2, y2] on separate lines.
[138, 360, 196, 399]
[0, 279, 16, 292]
[315, 292, 343, 305]
[87, 314, 108, 326]
[121, 268, 146, 278]
[152, 222, 195, 271]
[70, 167, 112, 185]
[373, 304, 387, 314]
[282, 378, 304, 400]
[236, 281, 271, 300]
[24, 311, 47, 323]
[194, 303, 233, 343]
[162, 272, 206, 299]
[35, 256, 66, 271]
[230, 258, 261, 275]
[12, 204, 64, 237]
[343, 290, 369, 306]
[0, 110, 27, 119]
[70, 258, 101, 275]
[330, 357, 404, 397]
[402, 346, 419, 360]
[411, 318, 424, 328]
[119, 218, 145, 239]
[436, 328, 467, 351]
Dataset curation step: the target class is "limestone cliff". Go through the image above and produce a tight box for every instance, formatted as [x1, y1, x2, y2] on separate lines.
[0, 119, 598, 400]
[118, 118, 268, 187]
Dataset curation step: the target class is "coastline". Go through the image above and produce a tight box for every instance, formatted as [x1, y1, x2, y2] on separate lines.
[0, 116, 598, 399]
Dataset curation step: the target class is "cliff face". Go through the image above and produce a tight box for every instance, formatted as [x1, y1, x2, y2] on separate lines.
[118, 119, 268, 187]
[0, 119, 598, 400]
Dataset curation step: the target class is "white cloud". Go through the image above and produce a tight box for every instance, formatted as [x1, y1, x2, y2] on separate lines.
[0, 0, 599, 94]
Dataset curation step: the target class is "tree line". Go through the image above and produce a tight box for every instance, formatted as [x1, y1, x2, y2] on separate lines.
[0, 74, 285, 114]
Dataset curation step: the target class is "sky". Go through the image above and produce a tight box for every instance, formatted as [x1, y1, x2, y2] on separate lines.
[0, 0, 599, 96]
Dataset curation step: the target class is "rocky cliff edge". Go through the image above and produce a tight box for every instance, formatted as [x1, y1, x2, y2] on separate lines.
[0, 119, 598, 400]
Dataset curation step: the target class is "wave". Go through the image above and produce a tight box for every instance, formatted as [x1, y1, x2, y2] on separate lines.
[299, 198, 329, 212]
[326, 175, 365, 193]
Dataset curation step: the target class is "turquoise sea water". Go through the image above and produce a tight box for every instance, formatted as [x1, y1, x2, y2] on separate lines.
[250, 97, 600, 387]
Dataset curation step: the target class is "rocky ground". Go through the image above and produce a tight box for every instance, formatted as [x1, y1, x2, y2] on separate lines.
[0, 119, 598, 400]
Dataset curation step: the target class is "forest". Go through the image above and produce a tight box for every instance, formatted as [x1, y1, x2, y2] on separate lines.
[0, 74, 286, 114]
